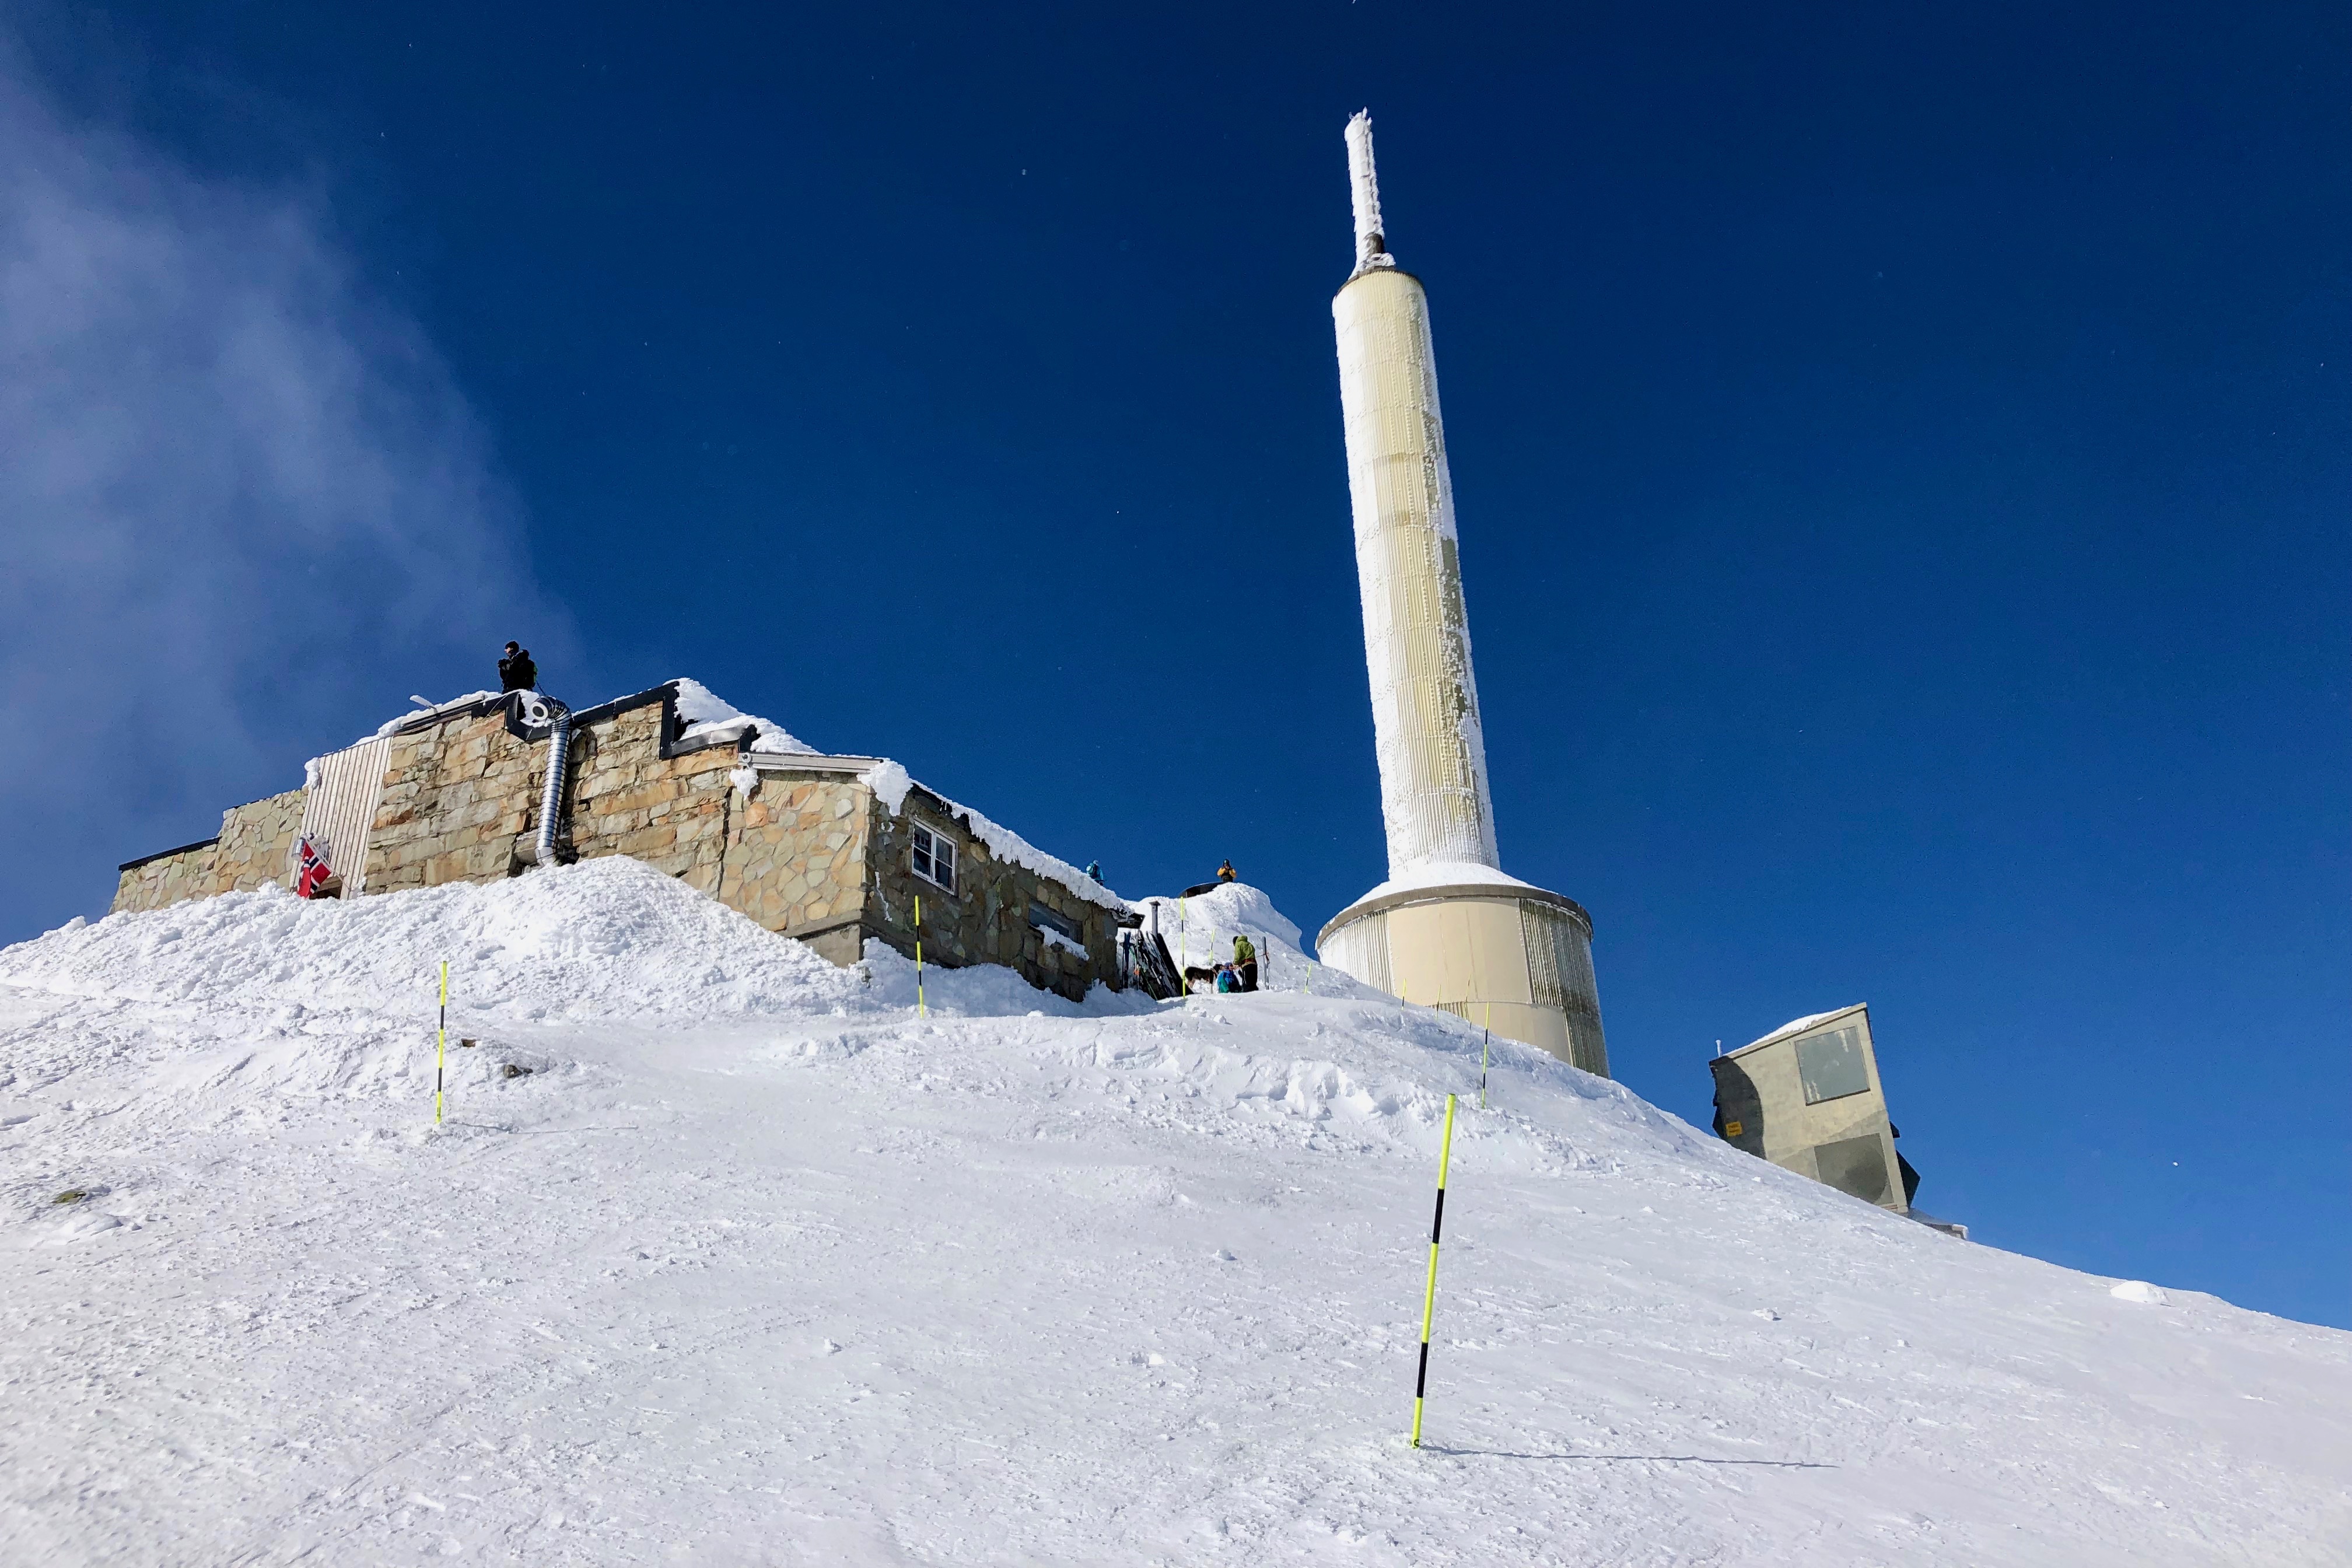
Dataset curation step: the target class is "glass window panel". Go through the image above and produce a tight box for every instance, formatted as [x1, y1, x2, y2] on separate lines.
[1797, 1027, 1871, 1104]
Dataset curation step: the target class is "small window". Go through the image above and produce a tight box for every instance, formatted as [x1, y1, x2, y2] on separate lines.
[1028, 902, 1080, 943]
[910, 822, 957, 894]
[1796, 1027, 1871, 1105]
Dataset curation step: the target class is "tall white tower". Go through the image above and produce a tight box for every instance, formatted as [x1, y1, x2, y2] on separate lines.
[1316, 111, 1610, 1077]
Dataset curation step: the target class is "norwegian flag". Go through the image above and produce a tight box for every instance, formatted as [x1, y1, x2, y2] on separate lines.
[294, 834, 334, 899]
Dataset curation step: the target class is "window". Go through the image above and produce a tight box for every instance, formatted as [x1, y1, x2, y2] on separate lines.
[1796, 1027, 1871, 1105]
[911, 822, 956, 894]
[1028, 902, 1080, 943]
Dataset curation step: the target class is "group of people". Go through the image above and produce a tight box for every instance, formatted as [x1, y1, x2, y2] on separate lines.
[1209, 860, 1254, 990]
[1212, 933, 1258, 993]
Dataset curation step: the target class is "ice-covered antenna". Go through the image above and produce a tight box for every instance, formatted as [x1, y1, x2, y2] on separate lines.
[1345, 110, 1398, 278]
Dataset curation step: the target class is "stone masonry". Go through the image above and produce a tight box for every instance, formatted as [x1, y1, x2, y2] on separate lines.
[111, 789, 304, 911]
[110, 682, 1128, 1000]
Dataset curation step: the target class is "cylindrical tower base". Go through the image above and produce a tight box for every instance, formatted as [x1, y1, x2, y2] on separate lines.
[1318, 879, 1609, 1078]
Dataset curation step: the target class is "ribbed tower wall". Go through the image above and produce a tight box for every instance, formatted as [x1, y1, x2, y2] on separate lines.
[1318, 111, 1611, 1078]
[1333, 267, 1500, 877]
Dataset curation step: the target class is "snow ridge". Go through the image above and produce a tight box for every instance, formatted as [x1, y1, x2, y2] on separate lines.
[2, 869, 2346, 1565]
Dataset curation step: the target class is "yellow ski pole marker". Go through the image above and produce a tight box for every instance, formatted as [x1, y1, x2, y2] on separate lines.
[435, 960, 448, 1125]
[915, 894, 926, 1019]
[1411, 1092, 1458, 1448]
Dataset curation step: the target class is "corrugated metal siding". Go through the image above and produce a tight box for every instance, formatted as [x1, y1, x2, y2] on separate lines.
[290, 736, 391, 895]
[1521, 901, 1609, 1078]
[1320, 912, 1391, 995]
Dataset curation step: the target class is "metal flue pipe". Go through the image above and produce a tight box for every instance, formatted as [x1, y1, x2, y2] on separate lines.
[533, 698, 573, 868]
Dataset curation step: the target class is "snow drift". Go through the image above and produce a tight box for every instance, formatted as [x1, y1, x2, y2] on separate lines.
[1, 867, 2345, 1564]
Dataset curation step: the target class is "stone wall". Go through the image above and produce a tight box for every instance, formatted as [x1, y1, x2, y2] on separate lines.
[863, 787, 1122, 1002]
[716, 769, 869, 958]
[565, 701, 737, 894]
[111, 788, 307, 914]
[112, 839, 219, 914]
[100, 681, 1123, 1002]
[211, 790, 306, 895]
[368, 707, 542, 892]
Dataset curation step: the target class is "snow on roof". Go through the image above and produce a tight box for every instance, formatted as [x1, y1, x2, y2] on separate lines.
[1737, 1003, 1867, 1055]
[858, 760, 1124, 913]
[1354, 860, 1539, 902]
[668, 677, 815, 756]
[325, 678, 1107, 909]
[370, 690, 500, 741]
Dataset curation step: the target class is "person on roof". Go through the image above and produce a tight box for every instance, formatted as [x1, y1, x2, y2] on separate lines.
[499, 642, 538, 693]
[1216, 859, 1237, 883]
[1232, 933, 1258, 993]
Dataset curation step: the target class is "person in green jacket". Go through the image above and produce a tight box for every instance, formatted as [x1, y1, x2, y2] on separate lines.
[1232, 934, 1258, 993]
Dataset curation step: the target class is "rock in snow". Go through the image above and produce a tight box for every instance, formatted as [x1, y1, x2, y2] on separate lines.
[1, 859, 2346, 1564]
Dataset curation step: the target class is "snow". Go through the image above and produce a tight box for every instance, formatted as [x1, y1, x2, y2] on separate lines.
[1349, 859, 1541, 908]
[667, 676, 814, 756]
[858, 761, 1124, 913]
[1133, 880, 1380, 1000]
[1741, 1006, 1859, 1054]
[362, 689, 500, 744]
[1035, 925, 1087, 960]
[859, 757, 914, 815]
[2110, 1280, 2171, 1306]
[2, 866, 2347, 1564]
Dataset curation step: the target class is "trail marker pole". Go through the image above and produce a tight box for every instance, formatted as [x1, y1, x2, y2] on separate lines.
[435, 961, 448, 1125]
[915, 895, 926, 1019]
[1178, 897, 1187, 996]
[1480, 1004, 1491, 1110]
[1411, 1092, 1458, 1448]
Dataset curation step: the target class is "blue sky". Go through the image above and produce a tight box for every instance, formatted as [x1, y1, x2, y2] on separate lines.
[3, 3, 2343, 1328]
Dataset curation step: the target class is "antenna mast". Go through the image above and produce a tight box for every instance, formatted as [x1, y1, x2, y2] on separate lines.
[1345, 110, 1397, 278]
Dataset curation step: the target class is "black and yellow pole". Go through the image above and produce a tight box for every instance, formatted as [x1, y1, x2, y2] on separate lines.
[1479, 1003, 1491, 1109]
[435, 960, 448, 1125]
[1410, 1091, 1459, 1448]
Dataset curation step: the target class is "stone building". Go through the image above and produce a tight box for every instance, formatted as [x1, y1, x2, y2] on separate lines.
[113, 680, 1130, 1000]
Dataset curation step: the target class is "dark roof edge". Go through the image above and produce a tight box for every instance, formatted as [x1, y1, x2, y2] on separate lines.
[387, 692, 510, 737]
[119, 836, 220, 874]
[568, 682, 677, 730]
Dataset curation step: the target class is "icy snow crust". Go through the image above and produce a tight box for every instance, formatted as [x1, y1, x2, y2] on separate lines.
[3, 867, 2347, 1564]
[1348, 858, 1542, 907]
[1741, 1006, 1858, 1054]
[667, 676, 815, 756]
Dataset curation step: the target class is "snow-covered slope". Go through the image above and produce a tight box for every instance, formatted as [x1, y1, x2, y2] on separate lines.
[2, 862, 2344, 1564]
[1130, 880, 1365, 997]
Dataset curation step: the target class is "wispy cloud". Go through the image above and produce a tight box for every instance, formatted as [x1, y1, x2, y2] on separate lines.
[0, 44, 564, 938]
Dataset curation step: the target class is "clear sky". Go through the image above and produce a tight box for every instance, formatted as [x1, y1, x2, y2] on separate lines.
[3, 3, 2343, 1329]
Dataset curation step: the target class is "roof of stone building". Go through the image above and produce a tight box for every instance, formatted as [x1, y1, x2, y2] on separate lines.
[333, 677, 1125, 915]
